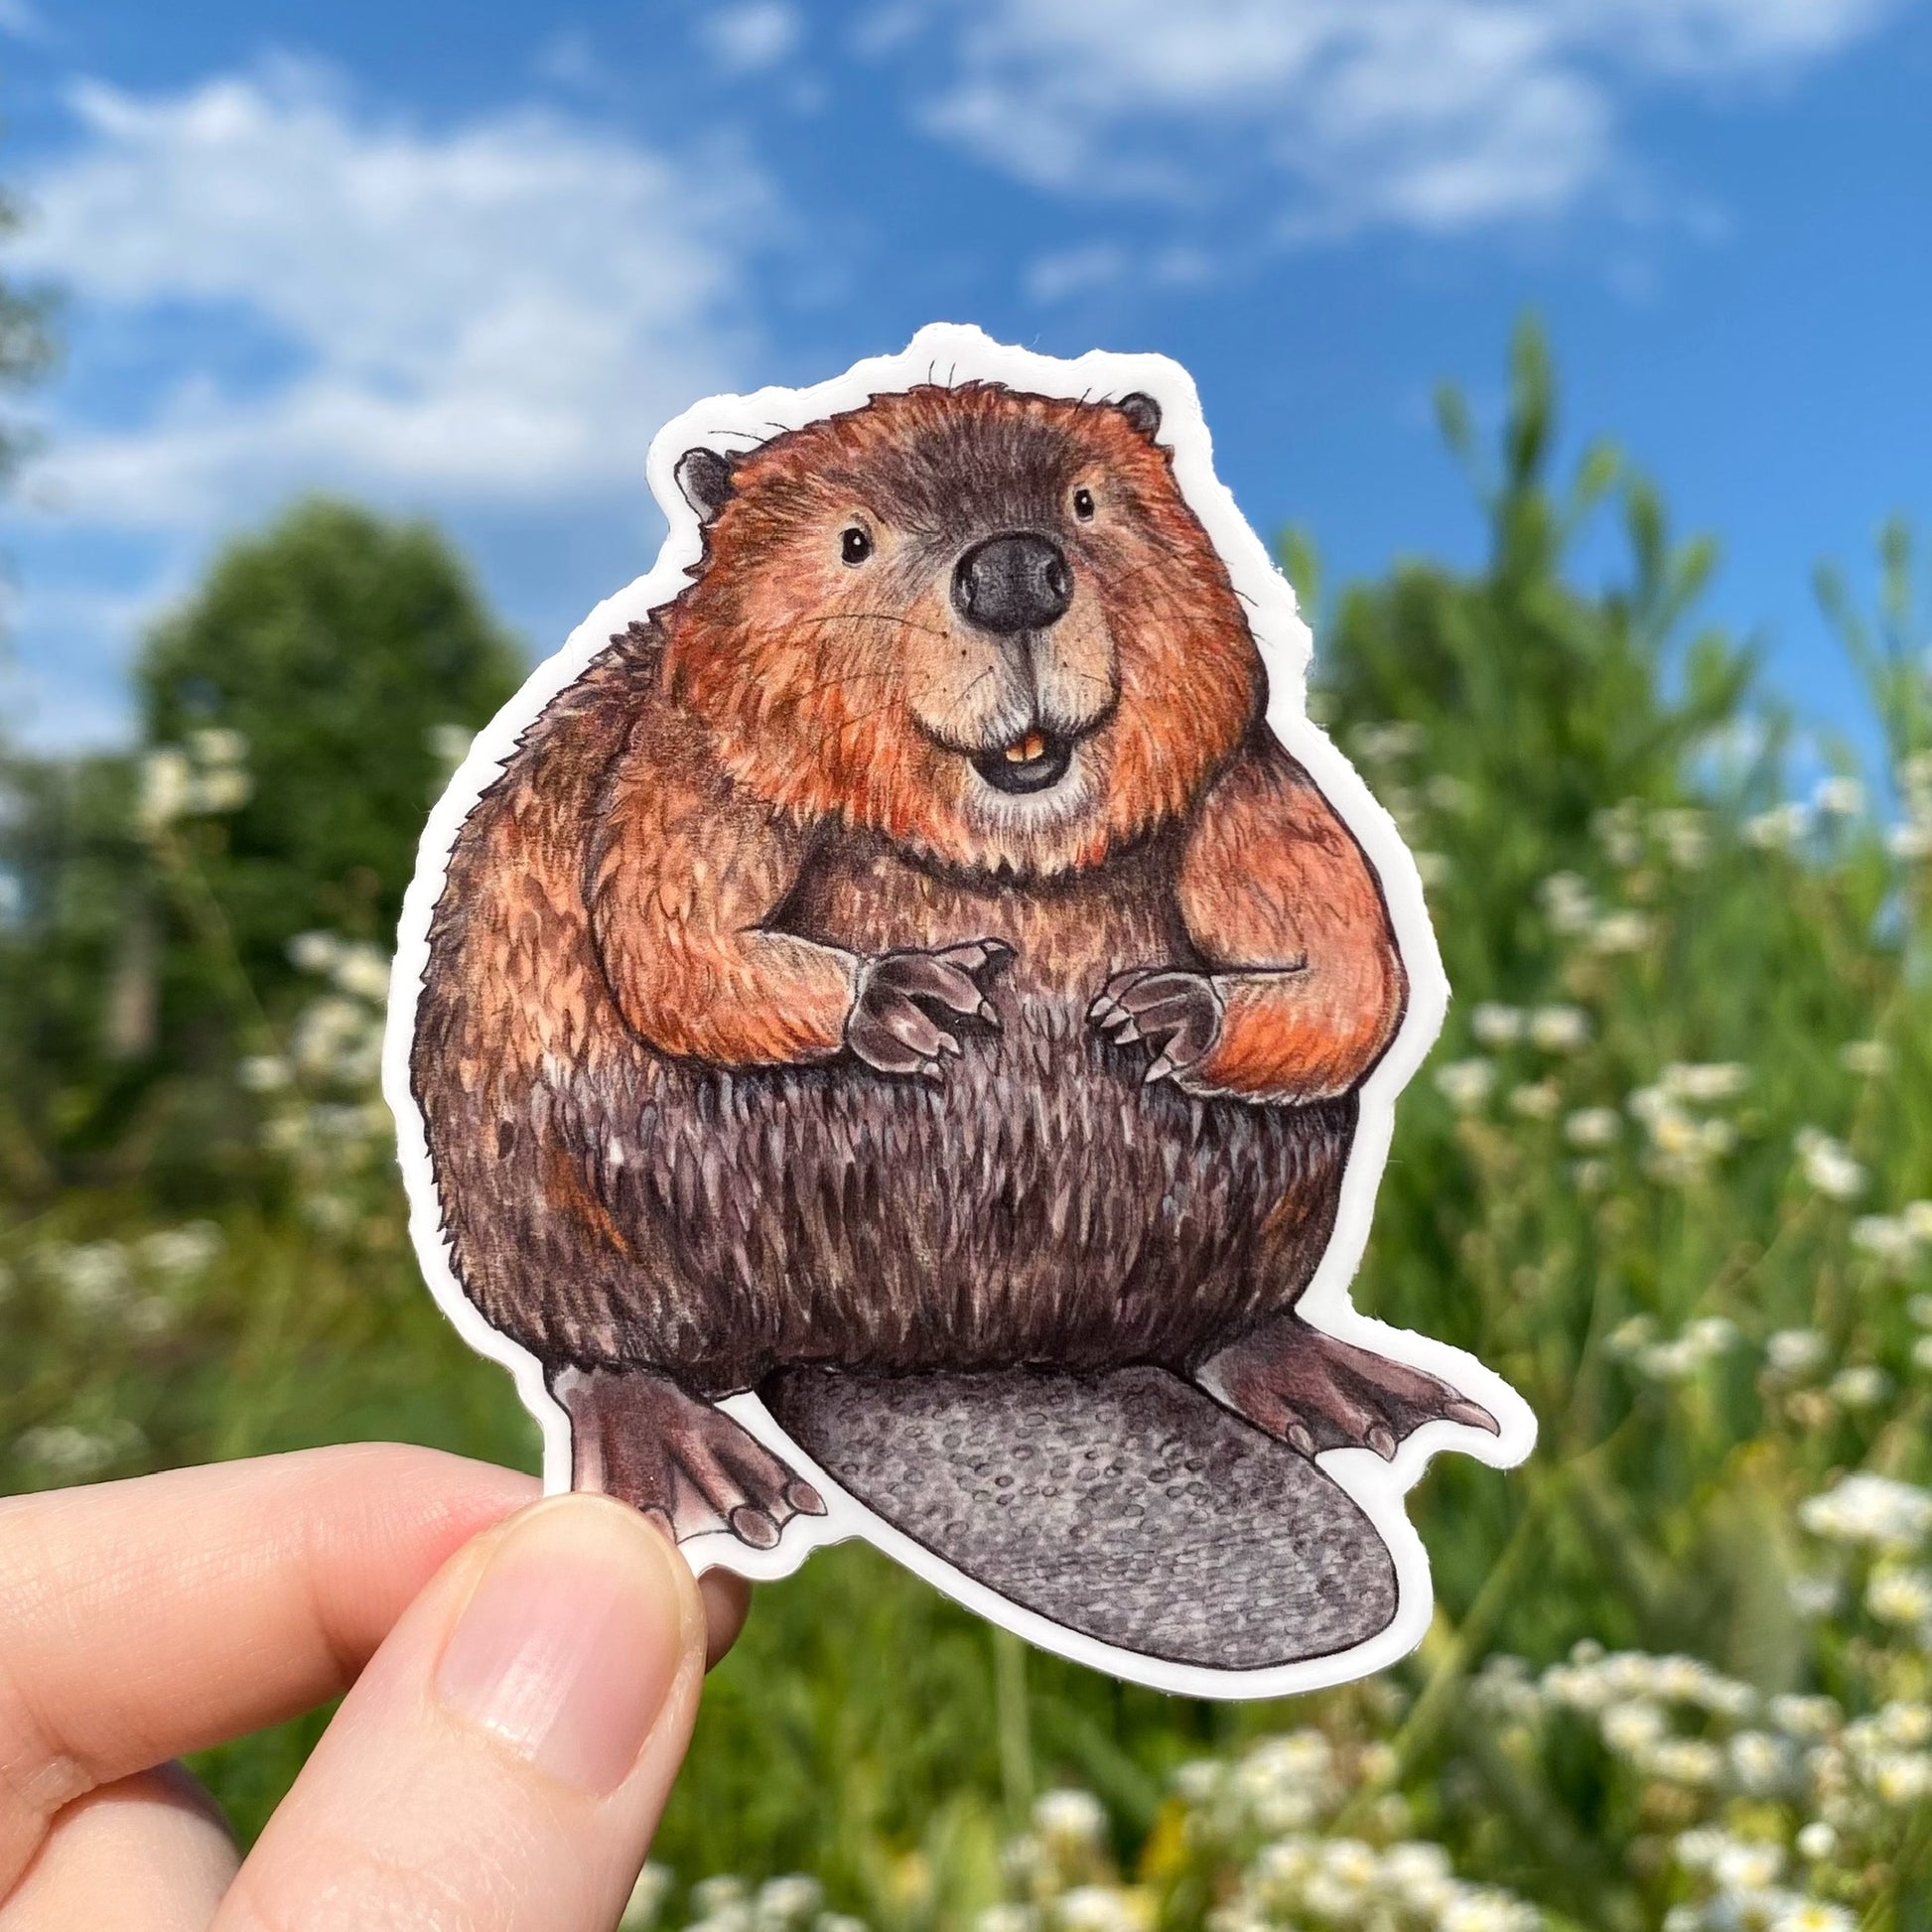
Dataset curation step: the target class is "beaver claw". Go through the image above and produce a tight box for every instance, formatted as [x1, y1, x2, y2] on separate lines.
[848, 939, 1012, 1079]
[1089, 967, 1223, 1085]
[554, 1365, 826, 1548]
[1198, 1316, 1498, 1460]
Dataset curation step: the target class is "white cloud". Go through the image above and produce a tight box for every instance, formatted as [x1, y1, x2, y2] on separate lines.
[910, 0, 1905, 233]
[1026, 242, 1127, 303]
[12, 62, 769, 530]
[700, 3, 804, 73]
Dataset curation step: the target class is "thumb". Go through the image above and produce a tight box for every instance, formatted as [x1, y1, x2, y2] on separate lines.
[213, 1492, 706, 1931]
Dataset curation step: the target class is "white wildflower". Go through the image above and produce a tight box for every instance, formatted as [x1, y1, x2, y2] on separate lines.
[1414, 850, 1450, 888]
[1886, 821, 1932, 860]
[620, 1865, 673, 1931]
[1601, 1701, 1668, 1755]
[1565, 1107, 1621, 1148]
[978, 1913, 1035, 1932]
[194, 764, 252, 813]
[1913, 1334, 1932, 1374]
[1033, 1789, 1106, 1849]
[1471, 1002, 1525, 1046]
[1509, 1081, 1562, 1121]
[1056, 1888, 1145, 1932]
[1828, 1365, 1889, 1410]
[1869, 1752, 1932, 1804]
[289, 931, 344, 975]
[1427, 774, 1473, 814]
[1793, 1821, 1836, 1862]
[1874, 1702, 1932, 1747]
[1711, 1838, 1784, 1890]
[692, 1878, 751, 1919]
[43, 1240, 133, 1317]
[137, 748, 194, 834]
[1771, 1904, 1855, 1932]
[1913, 1293, 1932, 1326]
[1539, 872, 1596, 935]
[1852, 1215, 1919, 1269]
[1744, 803, 1811, 850]
[756, 1877, 823, 1925]
[1812, 776, 1863, 818]
[1529, 1006, 1591, 1052]
[1786, 1575, 1841, 1619]
[1638, 1337, 1705, 1381]
[1726, 1731, 1791, 1794]
[427, 722, 475, 766]
[1654, 808, 1710, 868]
[1645, 1738, 1724, 1787]
[238, 1054, 292, 1092]
[136, 1222, 222, 1282]
[15, 1418, 144, 1478]
[1866, 1566, 1932, 1626]
[1839, 1038, 1891, 1076]
[1436, 1059, 1495, 1112]
[190, 727, 247, 766]
[1799, 1472, 1932, 1551]
[1765, 1329, 1828, 1377]
[1606, 1315, 1656, 1359]
[1795, 1129, 1866, 1201]
[330, 943, 393, 1004]
[1594, 802, 1646, 867]
[1439, 1888, 1538, 1932]
[1769, 1695, 1841, 1741]
[1589, 909, 1653, 954]
[1662, 1062, 1749, 1104]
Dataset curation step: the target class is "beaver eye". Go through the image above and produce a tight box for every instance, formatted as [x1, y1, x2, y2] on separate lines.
[841, 525, 873, 565]
[1071, 486, 1096, 521]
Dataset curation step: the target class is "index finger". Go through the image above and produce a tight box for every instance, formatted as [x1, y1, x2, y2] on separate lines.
[0, 1443, 535, 1890]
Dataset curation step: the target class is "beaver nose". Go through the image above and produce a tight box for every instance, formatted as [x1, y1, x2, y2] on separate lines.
[952, 533, 1073, 635]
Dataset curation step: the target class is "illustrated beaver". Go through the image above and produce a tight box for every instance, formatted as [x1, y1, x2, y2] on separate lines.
[411, 378, 1497, 1566]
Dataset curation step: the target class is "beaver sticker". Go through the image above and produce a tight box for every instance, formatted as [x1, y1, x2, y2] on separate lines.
[387, 324, 1535, 1699]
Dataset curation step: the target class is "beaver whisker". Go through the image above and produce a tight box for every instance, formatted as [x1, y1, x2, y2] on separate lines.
[765, 667, 900, 715]
[784, 612, 951, 642]
[927, 666, 1000, 746]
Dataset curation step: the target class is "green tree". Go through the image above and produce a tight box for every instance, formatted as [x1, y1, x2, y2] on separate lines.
[0, 177, 57, 494]
[137, 496, 524, 992]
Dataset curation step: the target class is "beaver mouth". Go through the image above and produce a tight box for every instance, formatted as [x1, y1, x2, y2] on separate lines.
[971, 728, 1075, 795]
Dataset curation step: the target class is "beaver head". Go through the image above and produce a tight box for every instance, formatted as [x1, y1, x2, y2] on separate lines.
[659, 382, 1264, 878]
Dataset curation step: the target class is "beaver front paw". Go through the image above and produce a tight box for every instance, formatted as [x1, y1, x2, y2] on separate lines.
[556, 1365, 826, 1549]
[1089, 967, 1223, 1086]
[847, 939, 1012, 1079]
[1199, 1317, 1498, 1461]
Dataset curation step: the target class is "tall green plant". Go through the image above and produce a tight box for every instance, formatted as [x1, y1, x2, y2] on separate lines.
[137, 496, 524, 992]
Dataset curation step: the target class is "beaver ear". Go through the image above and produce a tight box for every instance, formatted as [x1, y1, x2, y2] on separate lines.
[675, 447, 738, 522]
[1116, 393, 1163, 442]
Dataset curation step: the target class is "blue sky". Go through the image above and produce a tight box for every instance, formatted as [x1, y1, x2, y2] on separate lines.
[2, 0, 1928, 756]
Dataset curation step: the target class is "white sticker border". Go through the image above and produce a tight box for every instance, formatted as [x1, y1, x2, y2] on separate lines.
[383, 322, 1537, 1701]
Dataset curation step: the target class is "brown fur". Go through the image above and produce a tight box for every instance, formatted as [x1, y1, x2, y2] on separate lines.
[411, 383, 1406, 1400]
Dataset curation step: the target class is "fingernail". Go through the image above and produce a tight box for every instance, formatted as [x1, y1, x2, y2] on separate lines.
[435, 1498, 690, 1796]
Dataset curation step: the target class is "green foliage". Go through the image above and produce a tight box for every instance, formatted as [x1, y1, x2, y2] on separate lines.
[0, 180, 58, 493]
[6, 330, 1932, 1932]
[137, 496, 523, 988]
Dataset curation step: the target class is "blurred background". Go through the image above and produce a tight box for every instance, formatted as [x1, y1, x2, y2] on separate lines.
[3, 4, 1931, 1930]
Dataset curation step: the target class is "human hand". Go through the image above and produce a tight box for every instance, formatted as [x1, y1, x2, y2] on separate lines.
[0, 1444, 750, 1928]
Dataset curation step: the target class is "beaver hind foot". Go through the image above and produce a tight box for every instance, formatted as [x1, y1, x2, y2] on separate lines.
[554, 1365, 826, 1548]
[1200, 1316, 1499, 1461]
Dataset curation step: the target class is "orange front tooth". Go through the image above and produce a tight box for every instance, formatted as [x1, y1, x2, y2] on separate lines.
[1022, 731, 1045, 760]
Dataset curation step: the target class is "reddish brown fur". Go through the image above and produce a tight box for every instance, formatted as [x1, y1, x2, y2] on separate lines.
[412, 382, 1407, 1406]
